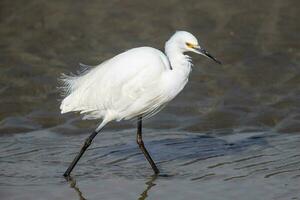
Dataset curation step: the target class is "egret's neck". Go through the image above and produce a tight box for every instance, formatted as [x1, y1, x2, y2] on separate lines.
[165, 41, 192, 76]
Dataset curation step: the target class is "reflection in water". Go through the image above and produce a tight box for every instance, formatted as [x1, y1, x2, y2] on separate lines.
[138, 175, 158, 200]
[65, 175, 157, 200]
[66, 176, 87, 200]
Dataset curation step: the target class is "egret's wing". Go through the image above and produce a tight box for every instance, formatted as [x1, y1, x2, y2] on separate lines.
[60, 47, 168, 121]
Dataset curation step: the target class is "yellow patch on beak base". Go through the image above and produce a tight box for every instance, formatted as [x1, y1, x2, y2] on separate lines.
[186, 42, 196, 49]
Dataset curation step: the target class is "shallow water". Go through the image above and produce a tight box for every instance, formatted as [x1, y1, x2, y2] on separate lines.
[1, 128, 300, 199]
[0, 0, 300, 199]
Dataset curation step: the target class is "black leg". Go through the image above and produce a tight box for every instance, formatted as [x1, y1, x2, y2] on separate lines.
[63, 130, 101, 177]
[136, 116, 160, 174]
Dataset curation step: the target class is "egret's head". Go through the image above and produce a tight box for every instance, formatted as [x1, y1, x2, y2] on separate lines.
[168, 31, 221, 64]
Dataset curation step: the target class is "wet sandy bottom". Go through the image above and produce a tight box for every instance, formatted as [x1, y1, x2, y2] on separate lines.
[1, 126, 299, 199]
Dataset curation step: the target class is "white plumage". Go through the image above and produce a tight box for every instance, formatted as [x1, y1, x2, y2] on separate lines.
[60, 31, 220, 131]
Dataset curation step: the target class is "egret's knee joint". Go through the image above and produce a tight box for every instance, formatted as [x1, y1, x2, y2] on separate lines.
[136, 138, 144, 146]
[84, 138, 92, 146]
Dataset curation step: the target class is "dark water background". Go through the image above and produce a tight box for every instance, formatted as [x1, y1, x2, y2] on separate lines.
[0, 0, 300, 199]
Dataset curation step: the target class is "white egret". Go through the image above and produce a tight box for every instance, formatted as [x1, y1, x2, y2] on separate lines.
[60, 31, 221, 176]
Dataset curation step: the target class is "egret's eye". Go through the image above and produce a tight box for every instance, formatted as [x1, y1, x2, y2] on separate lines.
[186, 42, 194, 48]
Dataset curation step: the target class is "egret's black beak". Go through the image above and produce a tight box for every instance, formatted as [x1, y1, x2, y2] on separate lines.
[194, 46, 222, 65]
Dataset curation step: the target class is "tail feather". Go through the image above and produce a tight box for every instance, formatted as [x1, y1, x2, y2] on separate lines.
[59, 63, 93, 96]
[59, 63, 96, 113]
